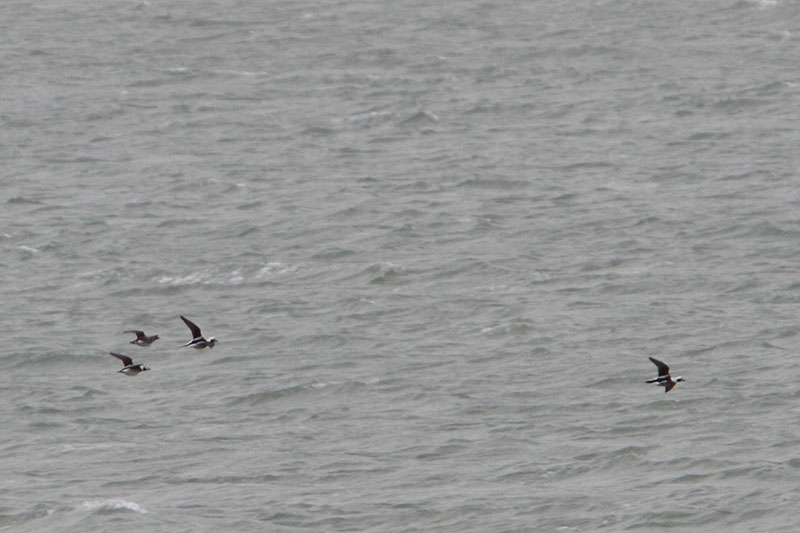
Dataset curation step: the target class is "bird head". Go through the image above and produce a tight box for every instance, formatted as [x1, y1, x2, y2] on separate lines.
[674, 376, 685, 382]
[207, 337, 217, 348]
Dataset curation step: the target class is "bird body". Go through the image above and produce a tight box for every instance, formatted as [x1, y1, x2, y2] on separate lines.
[180, 316, 216, 349]
[124, 330, 159, 346]
[646, 356, 684, 393]
[110, 352, 150, 376]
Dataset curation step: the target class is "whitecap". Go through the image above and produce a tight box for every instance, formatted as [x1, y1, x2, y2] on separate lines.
[157, 271, 207, 286]
[256, 262, 298, 277]
[158, 263, 298, 287]
[350, 111, 393, 126]
[80, 499, 147, 514]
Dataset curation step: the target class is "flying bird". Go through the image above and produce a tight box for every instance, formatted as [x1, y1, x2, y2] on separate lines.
[124, 330, 159, 346]
[646, 356, 684, 393]
[180, 315, 217, 349]
[110, 352, 150, 376]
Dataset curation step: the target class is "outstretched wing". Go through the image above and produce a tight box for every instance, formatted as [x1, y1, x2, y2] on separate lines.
[110, 352, 133, 367]
[180, 315, 202, 339]
[649, 356, 670, 377]
[125, 330, 146, 340]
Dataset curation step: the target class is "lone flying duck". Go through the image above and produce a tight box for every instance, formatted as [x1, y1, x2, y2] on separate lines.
[180, 315, 217, 349]
[110, 352, 150, 376]
[124, 329, 159, 346]
[646, 356, 684, 393]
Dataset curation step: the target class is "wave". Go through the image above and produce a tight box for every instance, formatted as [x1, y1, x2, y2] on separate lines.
[79, 499, 147, 514]
[155, 262, 299, 287]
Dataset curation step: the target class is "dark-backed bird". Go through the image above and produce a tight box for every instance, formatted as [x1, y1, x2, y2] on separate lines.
[180, 315, 217, 349]
[110, 352, 150, 376]
[646, 356, 684, 393]
[124, 330, 159, 346]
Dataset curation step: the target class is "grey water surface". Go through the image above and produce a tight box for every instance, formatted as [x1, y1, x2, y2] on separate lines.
[3, 0, 800, 531]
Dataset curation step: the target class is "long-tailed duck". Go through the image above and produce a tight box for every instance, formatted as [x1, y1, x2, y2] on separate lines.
[124, 330, 159, 346]
[180, 316, 217, 349]
[646, 356, 684, 393]
[110, 352, 150, 376]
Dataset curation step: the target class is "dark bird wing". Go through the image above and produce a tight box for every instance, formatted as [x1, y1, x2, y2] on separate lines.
[110, 352, 133, 367]
[180, 316, 202, 339]
[649, 357, 670, 377]
[125, 330, 146, 340]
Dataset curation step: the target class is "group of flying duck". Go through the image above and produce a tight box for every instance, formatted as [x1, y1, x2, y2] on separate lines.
[111, 316, 685, 394]
[110, 316, 216, 376]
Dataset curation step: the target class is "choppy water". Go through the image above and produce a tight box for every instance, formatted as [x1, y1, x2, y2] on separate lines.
[3, 0, 800, 531]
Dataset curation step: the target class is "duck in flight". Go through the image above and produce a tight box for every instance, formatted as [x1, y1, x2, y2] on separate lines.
[646, 356, 684, 393]
[124, 329, 159, 346]
[110, 352, 150, 376]
[180, 315, 217, 349]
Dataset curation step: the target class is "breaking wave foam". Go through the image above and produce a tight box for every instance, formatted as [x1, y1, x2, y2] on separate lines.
[79, 499, 147, 514]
